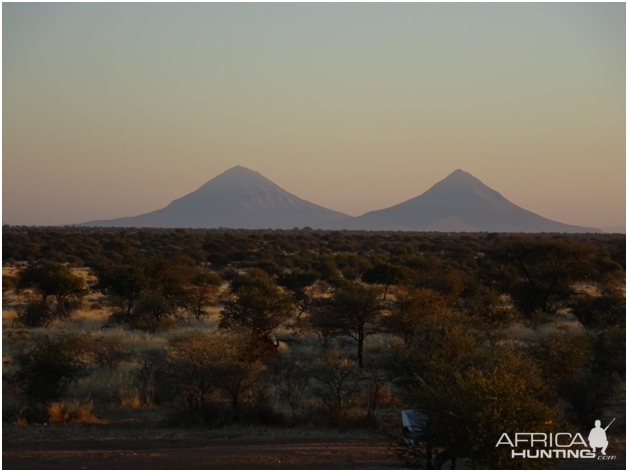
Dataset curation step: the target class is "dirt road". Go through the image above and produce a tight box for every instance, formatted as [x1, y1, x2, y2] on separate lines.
[3, 436, 396, 469]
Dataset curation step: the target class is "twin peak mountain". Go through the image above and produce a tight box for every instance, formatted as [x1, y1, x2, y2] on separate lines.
[83, 166, 599, 233]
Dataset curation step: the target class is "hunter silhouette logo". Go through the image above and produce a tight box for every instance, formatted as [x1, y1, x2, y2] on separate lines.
[589, 418, 614, 456]
[496, 418, 618, 460]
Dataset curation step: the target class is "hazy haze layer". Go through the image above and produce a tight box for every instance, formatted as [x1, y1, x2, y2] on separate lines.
[3, 3, 625, 228]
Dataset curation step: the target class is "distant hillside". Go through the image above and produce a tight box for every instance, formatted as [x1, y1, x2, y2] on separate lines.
[601, 227, 626, 234]
[329, 170, 601, 233]
[82, 166, 350, 229]
[82, 167, 601, 233]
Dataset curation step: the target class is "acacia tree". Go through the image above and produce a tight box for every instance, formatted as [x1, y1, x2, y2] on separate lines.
[499, 236, 596, 317]
[219, 271, 294, 348]
[155, 330, 227, 412]
[277, 270, 321, 339]
[361, 263, 409, 299]
[92, 258, 194, 330]
[277, 270, 319, 316]
[384, 287, 446, 344]
[313, 281, 386, 368]
[183, 269, 221, 320]
[311, 347, 364, 424]
[456, 282, 516, 347]
[91, 263, 148, 317]
[17, 261, 87, 325]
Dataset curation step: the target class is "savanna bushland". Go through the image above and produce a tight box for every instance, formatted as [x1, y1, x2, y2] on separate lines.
[2, 227, 625, 469]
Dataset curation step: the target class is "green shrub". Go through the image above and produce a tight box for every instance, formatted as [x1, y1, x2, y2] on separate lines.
[12, 335, 90, 403]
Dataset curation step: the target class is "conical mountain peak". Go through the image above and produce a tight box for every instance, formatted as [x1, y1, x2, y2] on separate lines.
[220, 165, 260, 177]
[194, 165, 270, 194]
[422, 169, 504, 201]
[82, 167, 600, 232]
[448, 168, 471, 177]
[82, 166, 349, 229]
[435, 169, 485, 186]
[332, 169, 600, 233]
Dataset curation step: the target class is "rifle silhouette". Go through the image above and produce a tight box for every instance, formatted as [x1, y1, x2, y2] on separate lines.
[604, 418, 616, 431]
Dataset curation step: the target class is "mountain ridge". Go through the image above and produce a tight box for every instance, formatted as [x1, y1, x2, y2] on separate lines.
[329, 169, 600, 232]
[82, 166, 350, 229]
[82, 166, 601, 233]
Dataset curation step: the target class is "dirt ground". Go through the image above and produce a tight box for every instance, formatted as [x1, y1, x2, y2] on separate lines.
[3, 428, 625, 470]
[3, 434, 395, 470]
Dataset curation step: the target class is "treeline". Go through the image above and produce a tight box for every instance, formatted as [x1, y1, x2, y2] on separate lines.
[3, 226, 625, 274]
[4, 229, 624, 331]
[2, 228, 625, 469]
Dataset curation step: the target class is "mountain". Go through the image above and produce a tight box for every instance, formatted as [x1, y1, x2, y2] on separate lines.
[600, 226, 626, 234]
[82, 166, 350, 229]
[82, 167, 601, 232]
[330, 169, 601, 233]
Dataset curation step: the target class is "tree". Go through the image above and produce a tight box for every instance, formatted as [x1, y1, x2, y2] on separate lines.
[386, 312, 479, 393]
[216, 357, 265, 415]
[532, 329, 623, 426]
[570, 288, 625, 330]
[91, 263, 148, 317]
[277, 270, 319, 316]
[12, 335, 90, 403]
[314, 281, 386, 368]
[17, 261, 87, 322]
[220, 271, 294, 348]
[311, 347, 364, 424]
[267, 354, 312, 422]
[456, 282, 516, 346]
[393, 353, 558, 470]
[154, 330, 226, 412]
[361, 263, 409, 299]
[92, 258, 192, 331]
[384, 287, 446, 344]
[2, 274, 16, 304]
[307, 294, 341, 348]
[500, 236, 596, 317]
[182, 269, 221, 320]
[277, 270, 320, 339]
[317, 257, 342, 282]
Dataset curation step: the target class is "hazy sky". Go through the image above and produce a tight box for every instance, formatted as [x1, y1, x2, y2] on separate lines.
[3, 3, 625, 228]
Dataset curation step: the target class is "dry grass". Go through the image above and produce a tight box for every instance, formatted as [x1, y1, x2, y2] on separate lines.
[510, 318, 584, 344]
[118, 387, 150, 408]
[72, 367, 137, 403]
[47, 400, 100, 424]
[2, 266, 19, 277]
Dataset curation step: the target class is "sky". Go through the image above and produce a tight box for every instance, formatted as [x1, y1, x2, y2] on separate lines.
[3, 3, 626, 229]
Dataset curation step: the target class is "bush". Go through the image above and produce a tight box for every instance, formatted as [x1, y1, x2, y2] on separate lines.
[12, 335, 90, 403]
[15, 302, 57, 328]
[560, 372, 618, 427]
[571, 292, 625, 330]
[91, 337, 134, 369]
[267, 354, 312, 422]
[395, 353, 559, 469]
[311, 347, 364, 425]
[591, 328, 626, 377]
[109, 293, 178, 332]
[152, 330, 226, 411]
